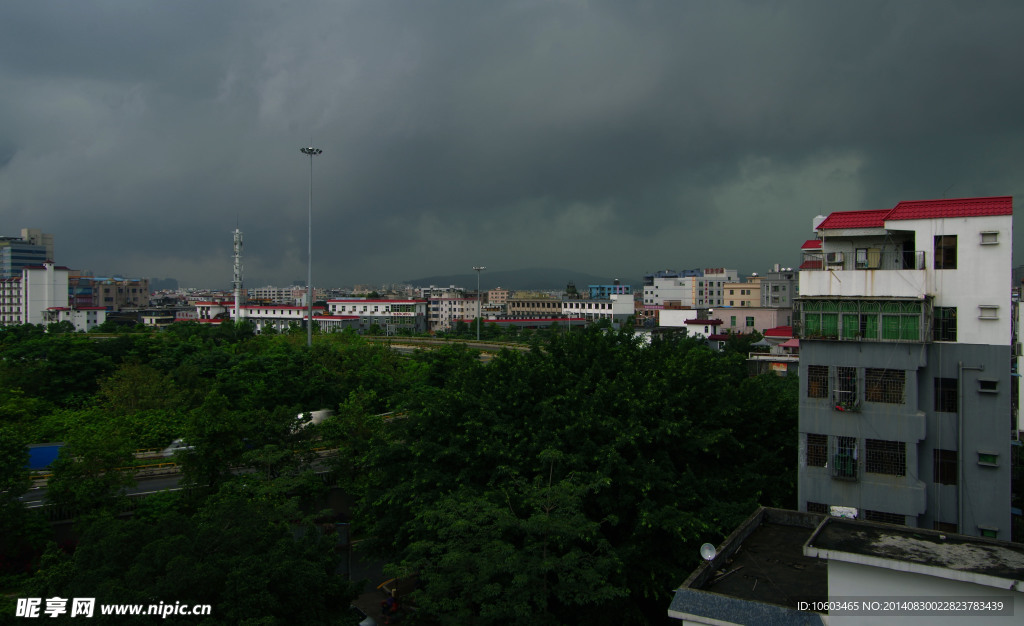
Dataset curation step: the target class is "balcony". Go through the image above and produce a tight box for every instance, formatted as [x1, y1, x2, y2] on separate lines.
[800, 250, 927, 298]
[794, 298, 932, 343]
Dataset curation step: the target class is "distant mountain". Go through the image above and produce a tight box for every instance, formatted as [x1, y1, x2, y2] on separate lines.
[406, 268, 632, 292]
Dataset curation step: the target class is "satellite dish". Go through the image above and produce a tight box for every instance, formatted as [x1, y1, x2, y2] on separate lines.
[699, 543, 717, 561]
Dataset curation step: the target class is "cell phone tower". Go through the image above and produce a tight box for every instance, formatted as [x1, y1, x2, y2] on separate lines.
[233, 227, 244, 321]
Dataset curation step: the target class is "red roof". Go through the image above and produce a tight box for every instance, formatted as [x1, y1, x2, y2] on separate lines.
[763, 325, 793, 337]
[708, 334, 730, 341]
[799, 259, 823, 270]
[684, 318, 723, 325]
[816, 209, 890, 230]
[886, 196, 1012, 221]
[817, 196, 1012, 230]
[801, 239, 823, 250]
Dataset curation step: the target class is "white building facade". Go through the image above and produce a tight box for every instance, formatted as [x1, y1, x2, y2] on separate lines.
[642, 268, 738, 308]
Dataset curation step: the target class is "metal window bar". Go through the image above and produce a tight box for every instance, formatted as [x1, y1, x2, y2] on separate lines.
[795, 298, 931, 343]
[833, 367, 859, 411]
[807, 433, 828, 467]
[831, 436, 858, 481]
[807, 365, 829, 399]
[865, 439, 906, 476]
[864, 509, 906, 526]
[864, 368, 905, 404]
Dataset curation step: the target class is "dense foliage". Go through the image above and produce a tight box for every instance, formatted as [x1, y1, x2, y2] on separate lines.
[333, 325, 797, 624]
[0, 321, 796, 624]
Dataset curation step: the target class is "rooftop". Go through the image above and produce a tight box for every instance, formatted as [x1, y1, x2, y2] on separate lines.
[669, 508, 826, 624]
[805, 517, 1024, 591]
[816, 196, 1012, 231]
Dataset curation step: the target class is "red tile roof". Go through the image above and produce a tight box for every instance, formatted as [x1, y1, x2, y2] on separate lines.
[817, 196, 1012, 230]
[763, 325, 793, 337]
[799, 259, 823, 270]
[816, 209, 890, 230]
[886, 196, 1012, 221]
[684, 319, 723, 325]
[801, 239, 823, 249]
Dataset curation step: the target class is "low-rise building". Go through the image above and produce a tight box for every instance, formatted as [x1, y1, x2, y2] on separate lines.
[327, 299, 428, 334]
[668, 506, 1024, 625]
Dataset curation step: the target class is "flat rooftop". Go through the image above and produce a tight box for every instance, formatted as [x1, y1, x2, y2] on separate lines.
[668, 508, 827, 625]
[805, 516, 1024, 590]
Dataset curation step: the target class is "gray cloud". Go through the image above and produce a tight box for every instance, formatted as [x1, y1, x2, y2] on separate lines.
[1, 1, 1022, 288]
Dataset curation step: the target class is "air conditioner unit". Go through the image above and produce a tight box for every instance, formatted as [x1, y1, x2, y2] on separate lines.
[826, 252, 844, 264]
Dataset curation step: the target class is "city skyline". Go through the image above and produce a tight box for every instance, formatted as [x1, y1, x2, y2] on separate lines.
[1, 2, 1022, 288]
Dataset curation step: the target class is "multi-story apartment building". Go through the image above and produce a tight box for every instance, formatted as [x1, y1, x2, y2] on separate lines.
[759, 266, 799, 308]
[642, 268, 738, 308]
[487, 287, 509, 308]
[93, 277, 150, 310]
[795, 196, 1013, 539]
[723, 278, 761, 308]
[588, 281, 632, 300]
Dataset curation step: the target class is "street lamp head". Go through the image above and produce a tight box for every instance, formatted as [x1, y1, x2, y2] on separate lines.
[473, 266, 486, 272]
[301, 147, 323, 156]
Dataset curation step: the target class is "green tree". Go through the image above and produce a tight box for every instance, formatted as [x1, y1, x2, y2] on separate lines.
[350, 325, 797, 623]
[28, 485, 356, 625]
[46, 414, 135, 515]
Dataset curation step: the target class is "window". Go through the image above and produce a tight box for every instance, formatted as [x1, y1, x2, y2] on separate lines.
[976, 379, 998, 393]
[933, 307, 957, 341]
[934, 235, 957, 269]
[865, 369, 905, 404]
[865, 439, 906, 476]
[832, 436, 858, 480]
[833, 367, 858, 410]
[806, 502, 828, 514]
[934, 378, 958, 413]
[807, 433, 827, 467]
[933, 449, 957, 485]
[807, 365, 829, 398]
[980, 231, 999, 245]
[730, 316, 736, 326]
[864, 510, 905, 526]
[977, 452, 999, 467]
[745, 316, 754, 327]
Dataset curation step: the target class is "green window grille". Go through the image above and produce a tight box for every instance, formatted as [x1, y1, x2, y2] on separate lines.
[842, 314, 859, 339]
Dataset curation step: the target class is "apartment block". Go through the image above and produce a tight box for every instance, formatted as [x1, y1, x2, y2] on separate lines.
[795, 196, 1013, 539]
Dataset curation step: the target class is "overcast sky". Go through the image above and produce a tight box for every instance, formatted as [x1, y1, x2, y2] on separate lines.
[2, 1, 1022, 289]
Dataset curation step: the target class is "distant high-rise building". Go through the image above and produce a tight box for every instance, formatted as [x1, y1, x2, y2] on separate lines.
[0, 229, 51, 279]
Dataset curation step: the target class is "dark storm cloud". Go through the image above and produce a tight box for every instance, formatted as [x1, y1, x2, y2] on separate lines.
[1, 1, 1022, 288]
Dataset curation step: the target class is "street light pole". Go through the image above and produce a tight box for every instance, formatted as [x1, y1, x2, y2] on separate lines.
[473, 266, 486, 340]
[301, 145, 322, 348]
